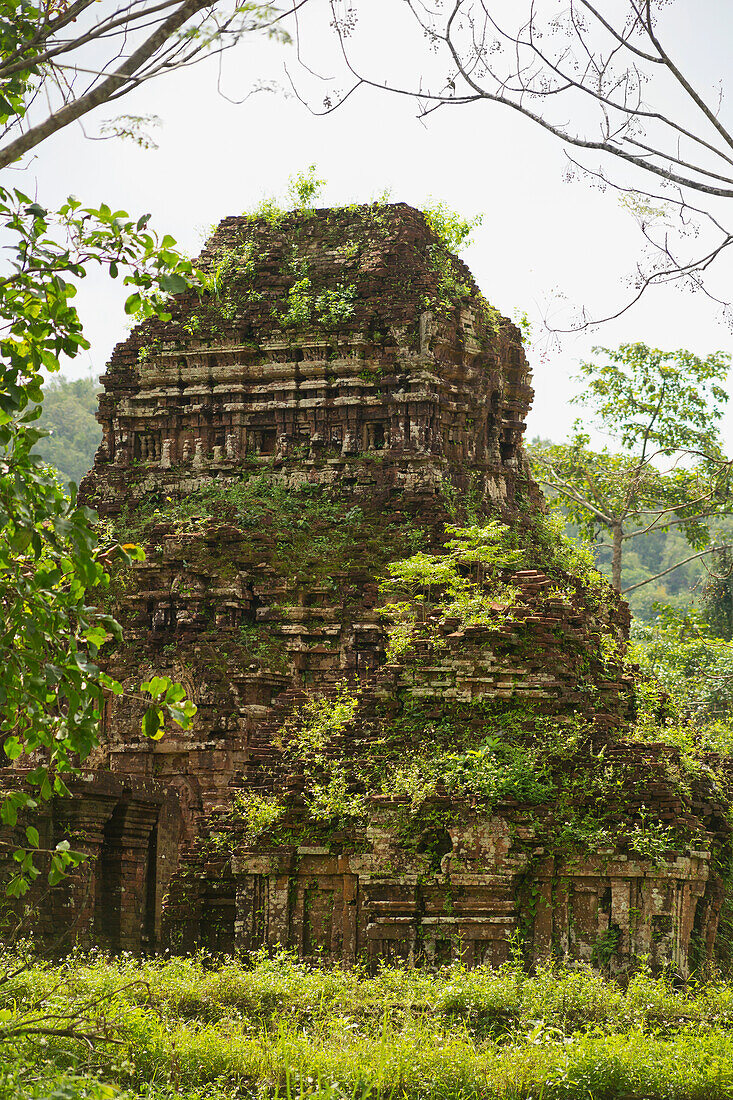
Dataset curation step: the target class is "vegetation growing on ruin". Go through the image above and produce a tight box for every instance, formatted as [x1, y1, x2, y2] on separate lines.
[189, 173, 497, 341]
[109, 474, 428, 592]
[6, 950, 733, 1100]
[111, 479, 607, 621]
[233, 698, 562, 854]
[279, 271, 356, 329]
[237, 624, 290, 673]
[224, 789, 286, 841]
[257, 676, 727, 869]
[101, 463, 733, 890]
[108, 473, 712, 872]
[377, 516, 611, 661]
[211, 498, 730, 869]
[379, 521, 524, 657]
[422, 202, 483, 254]
[277, 682, 365, 822]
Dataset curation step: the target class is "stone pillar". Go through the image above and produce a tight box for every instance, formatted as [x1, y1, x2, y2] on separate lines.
[234, 873, 267, 952]
[532, 865, 555, 962]
[340, 861, 358, 963]
[52, 789, 120, 948]
[419, 310, 434, 356]
[116, 798, 164, 951]
[267, 873, 291, 947]
[342, 429, 359, 455]
[610, 875, 633, 961]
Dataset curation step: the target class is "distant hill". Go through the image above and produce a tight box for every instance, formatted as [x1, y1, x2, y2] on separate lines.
[33, 374, 102, 485]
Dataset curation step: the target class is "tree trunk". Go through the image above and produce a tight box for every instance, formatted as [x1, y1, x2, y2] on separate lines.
[611, 524, 623, 592]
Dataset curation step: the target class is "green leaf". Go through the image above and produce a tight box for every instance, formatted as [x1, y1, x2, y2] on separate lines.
[142, 706, 163, 740]
[7, 874, 30, 897]
[99, 672, 124, 695]
[164, 682, 186, 704]
[1, 801, 17, 827]
[84, 625, 108, 649]
[141, 675, 171, 699]
[3, 736, 22, 761]
[159, 272, 189, 295]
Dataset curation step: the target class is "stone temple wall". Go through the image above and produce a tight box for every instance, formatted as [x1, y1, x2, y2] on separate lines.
[83, 203, 535, 517]
[3, 203, 729, 973]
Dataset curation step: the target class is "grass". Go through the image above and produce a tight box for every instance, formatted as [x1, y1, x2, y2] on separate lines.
[5, 950, 733, 1099]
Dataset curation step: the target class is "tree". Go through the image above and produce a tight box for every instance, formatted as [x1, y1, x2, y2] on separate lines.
[0, 0, 300, 170]
[702, 547, 733, 642]
[0, 194, 199, 897]
[528, 342, 732, 593]
[602, 519, 733, 622]
[318, 1, 733, 324]
[630, 605, 733, 733]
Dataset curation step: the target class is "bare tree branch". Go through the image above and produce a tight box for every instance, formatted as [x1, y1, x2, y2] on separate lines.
[0, 1, 308, 171]
[310, 0, 733, 327]
[622, 544, 733, 595]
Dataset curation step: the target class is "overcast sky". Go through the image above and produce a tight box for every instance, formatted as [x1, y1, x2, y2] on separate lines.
[25, 0, 733, 446]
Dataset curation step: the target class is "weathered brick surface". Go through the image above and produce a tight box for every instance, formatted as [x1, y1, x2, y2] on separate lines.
[81, 203, 537, 520]
[6, 204, 729, 972]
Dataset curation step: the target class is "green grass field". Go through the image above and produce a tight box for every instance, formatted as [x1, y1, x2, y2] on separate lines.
[4, 950, 733, 1099]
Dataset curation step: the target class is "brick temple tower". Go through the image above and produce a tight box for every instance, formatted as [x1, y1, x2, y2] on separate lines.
[6, 204, 728, 972]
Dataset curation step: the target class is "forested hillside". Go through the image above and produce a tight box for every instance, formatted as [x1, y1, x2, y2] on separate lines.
[33, 374, 101, 485]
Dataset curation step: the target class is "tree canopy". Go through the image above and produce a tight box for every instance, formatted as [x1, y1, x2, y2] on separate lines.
[529, 343, 732, 592]
[631, 606, 733, 738]
[0, 195, 199, 895]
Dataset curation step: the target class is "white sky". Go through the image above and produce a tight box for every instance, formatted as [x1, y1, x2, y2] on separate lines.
[23, 0, 733, 447]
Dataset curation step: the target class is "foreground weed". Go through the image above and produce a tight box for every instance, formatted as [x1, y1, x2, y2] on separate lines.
[5, 952, 733, 1099]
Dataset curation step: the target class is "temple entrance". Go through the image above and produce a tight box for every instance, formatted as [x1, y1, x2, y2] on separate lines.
[94, 802, 127, 952]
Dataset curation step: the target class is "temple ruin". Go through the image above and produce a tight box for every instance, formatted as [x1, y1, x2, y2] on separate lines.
[4, 203, 730, 973]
